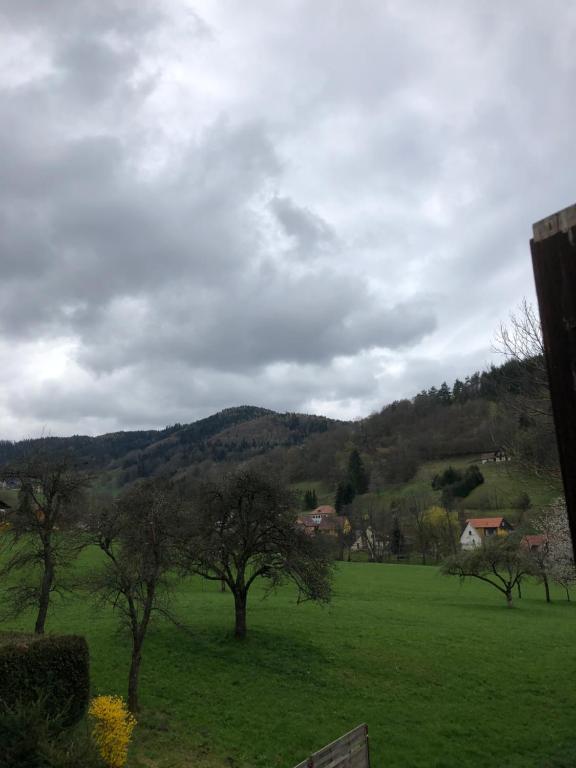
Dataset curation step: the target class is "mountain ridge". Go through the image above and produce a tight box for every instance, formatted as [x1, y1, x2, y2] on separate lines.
[0, 405, 344, 489]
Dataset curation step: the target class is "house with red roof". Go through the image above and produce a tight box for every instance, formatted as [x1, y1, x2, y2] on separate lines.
[522, 534, 547, 553]
[460, 517, 513, 550]
[296, 505, 349, 537]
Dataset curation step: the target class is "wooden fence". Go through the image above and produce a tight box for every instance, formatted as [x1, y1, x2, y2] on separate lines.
[293, 724, 370, 768]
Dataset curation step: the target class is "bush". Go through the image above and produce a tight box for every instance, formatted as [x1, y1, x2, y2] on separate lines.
[432, 466, 462, 490]
[0, 696, 104, 768]
[451, 465, 484, 498]
[0, 635, 90, 727]
[89, 696, 137, 768]
[433, 465, 484, 500]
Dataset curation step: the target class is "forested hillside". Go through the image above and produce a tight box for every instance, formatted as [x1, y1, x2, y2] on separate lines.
[248, 357, 554, 490]
[0, 406, 339, 491]
[0, 356, 557, 503]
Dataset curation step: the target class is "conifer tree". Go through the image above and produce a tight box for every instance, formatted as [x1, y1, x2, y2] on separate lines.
[438, 382, 452, 405]
[347, 449, 370, 495]
[334, 481, 355, 514]
[303, 489, 318, 510]
[390, 516, 405, 557]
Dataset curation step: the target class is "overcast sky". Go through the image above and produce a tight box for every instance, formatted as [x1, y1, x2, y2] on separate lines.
[1, 1, 575, 439]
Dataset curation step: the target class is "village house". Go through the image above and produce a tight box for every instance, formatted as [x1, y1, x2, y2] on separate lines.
[350, 526, 385, 555]
[297, 505, 349, 537]
[460, 516, 513, 549]
[521, 534, 547, 553]
[480, 449, 509, 464]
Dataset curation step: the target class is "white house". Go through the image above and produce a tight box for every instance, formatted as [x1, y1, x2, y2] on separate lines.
[0, 497, 11, 527]
[460, 517, 513, 550]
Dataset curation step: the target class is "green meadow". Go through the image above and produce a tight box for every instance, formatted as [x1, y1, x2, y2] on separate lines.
[294, 459, 562, 527]
[2, 554, 575, 768]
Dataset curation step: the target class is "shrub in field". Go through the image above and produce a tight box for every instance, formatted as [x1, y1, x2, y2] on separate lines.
[433, 464, 484, 505]
[0, 635, 90, 726]
[432, 466, 462, 490]
[0, 696, 104, 768]
[89, 695, 137, 768]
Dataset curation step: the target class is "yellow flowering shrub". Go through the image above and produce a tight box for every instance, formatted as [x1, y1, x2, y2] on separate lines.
[89, 695, 136, 768]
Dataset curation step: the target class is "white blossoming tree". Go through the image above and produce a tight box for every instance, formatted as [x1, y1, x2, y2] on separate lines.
[534, 499, 576, 601]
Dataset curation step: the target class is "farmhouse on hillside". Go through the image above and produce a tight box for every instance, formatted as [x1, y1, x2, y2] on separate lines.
[297, 505, 349, 537]
[522, 534, 547, 553]
[479, 449, 509, 464]
[350, 526, 385, 554]
[460, 517, 513, 549]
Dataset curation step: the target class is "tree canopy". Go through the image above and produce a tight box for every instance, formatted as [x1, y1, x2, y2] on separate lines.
[441, 535, 536, 607]
[182, 470, 333, 638]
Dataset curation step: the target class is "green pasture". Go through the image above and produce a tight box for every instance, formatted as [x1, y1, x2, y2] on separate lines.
[342, 458, 562, 526]
[0, 488, 21, 508]
[2, 552, 575, 768]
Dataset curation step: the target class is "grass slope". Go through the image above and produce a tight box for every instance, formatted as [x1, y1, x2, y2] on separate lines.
[329, 458, 562, 525]
[0, 488, 20, 508]
[2, 552, 575, 768]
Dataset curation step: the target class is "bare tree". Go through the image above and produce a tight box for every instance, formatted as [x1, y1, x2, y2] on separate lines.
[350, 498, 389, 562]
[0, 451, 91, 634]
[495, 299, 545, 365]
[425, 504, 460, 562]
[493, 300, 559, 479]
[403, 495, 433, 564]
[524, 533, 552, 603]
[87, 478, 186, 712]
[442, 535, 536, 607]
[182, 470, 333, 639]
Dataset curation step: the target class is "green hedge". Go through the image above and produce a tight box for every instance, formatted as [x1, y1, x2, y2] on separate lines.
[0, 635, 90, 727]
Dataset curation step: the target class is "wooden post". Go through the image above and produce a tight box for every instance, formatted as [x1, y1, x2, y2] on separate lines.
[531, 203, 576, 553]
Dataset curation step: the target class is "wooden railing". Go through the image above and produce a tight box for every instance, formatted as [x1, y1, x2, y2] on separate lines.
[293, 724, 370, 768]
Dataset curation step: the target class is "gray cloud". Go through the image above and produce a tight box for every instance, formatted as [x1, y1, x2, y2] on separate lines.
[270, 196, 335, 256]
[0, 0, 575, 438]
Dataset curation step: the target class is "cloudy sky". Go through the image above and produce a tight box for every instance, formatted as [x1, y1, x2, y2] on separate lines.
[1, 1, 575, 439]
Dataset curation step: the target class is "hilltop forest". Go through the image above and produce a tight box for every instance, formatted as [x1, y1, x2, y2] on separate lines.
[0, 352, 558, 511]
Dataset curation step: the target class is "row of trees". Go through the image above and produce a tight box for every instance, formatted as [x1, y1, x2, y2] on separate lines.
[442, 500, 576, 607]
[349, 495, 459, 565]
[0, 454, 333, 713]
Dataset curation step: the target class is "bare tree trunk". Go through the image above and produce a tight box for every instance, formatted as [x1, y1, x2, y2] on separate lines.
[516, 580, 522, 599]
[127, 584, 155, 713]
[35, 542, 54, 634]
[506, 589, 514, 608]
[127, 643, 142, 713]
[543, 572, 551, 603]
[565, 585, 571, 602]
[234, 589, 247, 639]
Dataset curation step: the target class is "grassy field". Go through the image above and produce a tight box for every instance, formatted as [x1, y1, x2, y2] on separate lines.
[293, 459, 562, 527]
[2, 552, 575, 768]
[336, 458, 562, 527]
[0, 488, 21, 508]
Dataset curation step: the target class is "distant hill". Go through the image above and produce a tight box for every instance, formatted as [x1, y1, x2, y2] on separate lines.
[0, 356, 556, 501]
[0, 406, 341, 491]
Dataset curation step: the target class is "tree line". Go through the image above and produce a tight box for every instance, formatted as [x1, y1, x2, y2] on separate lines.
[0, 452, 333, 713]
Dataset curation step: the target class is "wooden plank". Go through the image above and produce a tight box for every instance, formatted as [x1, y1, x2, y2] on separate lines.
[531, 204, 576, 554]
[314, 737, 364, 767]
[315, 741, 366, 768]
[292, 724, 369, 768]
